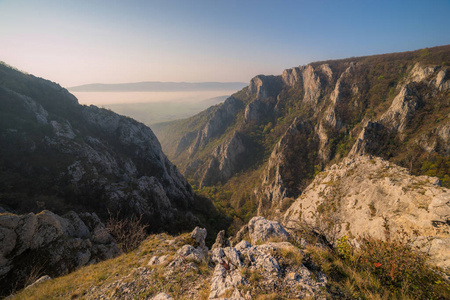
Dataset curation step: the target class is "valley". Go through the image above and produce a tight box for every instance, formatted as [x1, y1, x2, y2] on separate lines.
[1, 45, 449, 299]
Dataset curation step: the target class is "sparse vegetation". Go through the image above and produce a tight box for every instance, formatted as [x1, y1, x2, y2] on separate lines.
[105, 210, 149, 253]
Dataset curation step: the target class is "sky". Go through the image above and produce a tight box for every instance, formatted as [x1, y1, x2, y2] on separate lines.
[0, 0, 449, 87]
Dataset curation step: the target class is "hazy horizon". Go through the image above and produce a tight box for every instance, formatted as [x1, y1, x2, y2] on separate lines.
[72, 90, 233, 106]
[1, 0, 449, 91]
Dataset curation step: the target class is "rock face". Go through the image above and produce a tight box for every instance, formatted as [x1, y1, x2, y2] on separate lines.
[200, 131, 250, 187]
[379, 83, 419, 132]
[247, 75, 283, 100]
[284, 155, 450, 270]
[0, 62, 197, 231]
[351, 62, 450, 157]
[0, 210, 121, 295]
[187, 96, 244, 155]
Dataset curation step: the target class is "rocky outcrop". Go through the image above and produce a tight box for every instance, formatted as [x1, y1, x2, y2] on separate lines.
[200, 131, 250, 187]
[284, 156, 450, 270]
[323, 63, 356, 130]
[302, 65, 322, 106]
[0, 210, 121, 295]
[247, 75, 283, 100]
[244, 75, 283, 123]
[78, 225, 327, 299]
[349, 121, 391, 156]
[282, 66, 303, 87]
[211, 230, 230, 249]
[434, 68, 450, 91]
[208, 221, 326, 299]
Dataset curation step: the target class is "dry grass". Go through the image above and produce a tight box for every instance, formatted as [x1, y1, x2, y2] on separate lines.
[10, 232, 210, 300]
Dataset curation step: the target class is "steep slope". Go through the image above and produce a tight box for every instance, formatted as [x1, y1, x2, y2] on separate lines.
[0, 62, 199, 232]
[153, 45, 450, 221]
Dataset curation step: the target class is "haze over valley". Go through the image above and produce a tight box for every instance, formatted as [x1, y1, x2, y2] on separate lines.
[69, 81, 246, 124]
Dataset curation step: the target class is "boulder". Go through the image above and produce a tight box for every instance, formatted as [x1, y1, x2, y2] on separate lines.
[176, 245, 205, 263]
[247, 217, 289, 244]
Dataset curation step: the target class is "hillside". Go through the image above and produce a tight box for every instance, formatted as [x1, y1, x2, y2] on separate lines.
[153, 45, 450, 227]
[0, 62, 231, 295]
[0, 62, 199, 228]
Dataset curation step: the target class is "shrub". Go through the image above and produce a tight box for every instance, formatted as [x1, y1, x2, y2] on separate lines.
[356, 220, 449, 298]
[106, 210, 148, 253]
[335, 218, 450, 299]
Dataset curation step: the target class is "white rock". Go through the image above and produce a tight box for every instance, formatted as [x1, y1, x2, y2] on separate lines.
[176, 245, 205, 262]
[234, 240, 251, 252]
[248, 216, 289, 244]
[151, 292, 174, 300]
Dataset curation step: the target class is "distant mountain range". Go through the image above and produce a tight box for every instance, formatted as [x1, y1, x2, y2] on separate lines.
[68, 81, 248, 92]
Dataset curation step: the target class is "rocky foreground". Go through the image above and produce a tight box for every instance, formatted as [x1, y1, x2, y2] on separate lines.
[13, 217, 330, 299]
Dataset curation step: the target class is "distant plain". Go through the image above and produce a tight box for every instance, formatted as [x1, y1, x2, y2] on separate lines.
[71, 91, 230, 125]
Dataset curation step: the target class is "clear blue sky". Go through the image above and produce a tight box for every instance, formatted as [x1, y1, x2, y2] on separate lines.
[0, 0, 449, 87]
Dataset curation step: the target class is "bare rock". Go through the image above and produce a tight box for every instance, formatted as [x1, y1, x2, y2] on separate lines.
[176, 245, 206, 263]
[284, 155, 450, 270]
[380, 83, 419, 132]
[247, 75, 282, 100]
[151, 293, 174, 300]
[282, 66, 304, 87]
[25, 275, 52, 289]
[302, 65, 322, 105]
[209, 264, 247, 299]
[212, 230, 229, 249]
[223, 247, 244, 268]
[247, 216, 289, 244]
[200, 131, 249, 187]
[191, 226, 207, 249]
[409, 63, 437, 82]
[234, 240, 251, 252]
[434, 68, 450, 91]
[188, 96, 244, 154]
[0, 210, 121, 294]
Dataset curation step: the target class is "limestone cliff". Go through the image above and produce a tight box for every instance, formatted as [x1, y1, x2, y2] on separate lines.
[154, 45, 450, 222]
